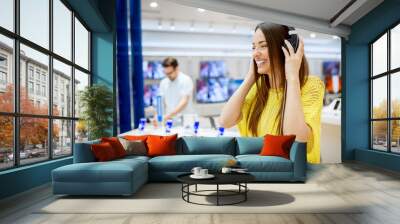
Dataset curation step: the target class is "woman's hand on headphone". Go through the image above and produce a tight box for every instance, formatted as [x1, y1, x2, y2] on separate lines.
[281, 37, 304, 83]
[245, 57, 256, 84]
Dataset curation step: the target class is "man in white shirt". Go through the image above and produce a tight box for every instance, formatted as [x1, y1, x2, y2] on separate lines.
[158, 57, 194, 122]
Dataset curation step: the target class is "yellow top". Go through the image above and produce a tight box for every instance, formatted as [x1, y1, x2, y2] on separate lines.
[237, 76, 325, 164]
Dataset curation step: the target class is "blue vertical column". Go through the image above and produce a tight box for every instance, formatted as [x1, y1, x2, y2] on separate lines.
[130, 0, 145, 128]
[116, 0, 132, 133]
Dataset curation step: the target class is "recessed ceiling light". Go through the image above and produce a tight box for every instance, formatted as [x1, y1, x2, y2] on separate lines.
[150, 2, 158, 8]
[310, 33, 316, 38]
[333, 35, 340, 40]
[197, 8, 205, 13]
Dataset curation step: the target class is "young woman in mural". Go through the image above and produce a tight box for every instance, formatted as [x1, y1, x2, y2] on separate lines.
[219, 22, 325, 163]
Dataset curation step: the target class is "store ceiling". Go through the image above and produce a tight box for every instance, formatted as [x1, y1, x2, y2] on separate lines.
[149, 0, 384, 37]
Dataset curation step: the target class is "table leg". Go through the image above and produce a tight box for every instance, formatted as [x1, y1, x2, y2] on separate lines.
[187, 184, 190, 202]
[245, 183, 247, 201]
[217, 184, 219, 206]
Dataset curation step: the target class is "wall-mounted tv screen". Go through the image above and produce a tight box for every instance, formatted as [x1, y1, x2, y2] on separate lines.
[228, 79, 243, 97]
[196, 78, 229, 103]
[144, 84, 160, 107]
[322, 61, 341, 94]
[143, 61, 164, 79]
[199, 61, 226, 78]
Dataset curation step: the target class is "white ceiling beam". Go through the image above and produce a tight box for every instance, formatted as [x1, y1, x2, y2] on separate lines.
[330, 0, 368, 27]
[166, 0, 351, 37]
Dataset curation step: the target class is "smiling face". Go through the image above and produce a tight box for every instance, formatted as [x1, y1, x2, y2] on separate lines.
[252, 28, 271, 75]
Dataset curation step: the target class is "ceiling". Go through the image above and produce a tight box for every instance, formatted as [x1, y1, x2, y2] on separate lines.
[224, 0, 352, 24]
[142, 0, 256, 27]
[141, 0, 343, 41]
[158, 0, 384, 37]
[141, 0, 342, 59]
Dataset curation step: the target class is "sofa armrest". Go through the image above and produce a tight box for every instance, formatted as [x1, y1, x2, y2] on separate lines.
[289, 142, 307, 181]
[73, 140, 100, 163]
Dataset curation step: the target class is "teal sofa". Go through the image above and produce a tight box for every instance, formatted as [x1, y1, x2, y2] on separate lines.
[52, 136, 306, 196]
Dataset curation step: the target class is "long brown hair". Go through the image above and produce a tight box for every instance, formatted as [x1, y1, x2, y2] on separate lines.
[247, 23, 309, 136]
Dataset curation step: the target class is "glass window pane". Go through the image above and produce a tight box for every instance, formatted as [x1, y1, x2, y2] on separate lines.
[53, 59, 72, 117]
[20, 117, 49, 165]
[74, 69, 89, 118]
[75, 120, 88, 143]
[372, 121, 388, 151]
[20, 44, 49, 115]
[391, 72, 400, 118]
[0, 0, 14, 31]
[53, 0, 72, 60]
[0, 34, 14, 112]
[391, 120, 400, 153]
[75, 18, 89, 70]
[53, 119, 72, 157]
[391, 24, 400, 70]
[372, 33, 387, 76]
[20, 0, 49, 49]
[0, 116, 14, 170]
[372, 76, 387, 119]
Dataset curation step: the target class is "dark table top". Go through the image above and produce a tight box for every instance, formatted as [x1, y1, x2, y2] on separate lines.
[177, 172, 255, 185]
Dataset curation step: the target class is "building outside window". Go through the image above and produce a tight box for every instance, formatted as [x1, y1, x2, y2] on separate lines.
[28, 81, 34, 94]
[370, 23, 400, 154]
[0, 0, 91, 170]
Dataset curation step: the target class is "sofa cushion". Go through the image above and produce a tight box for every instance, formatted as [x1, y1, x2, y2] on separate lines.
[149, 154, 235, 172]
[52, 158, 147, 183]
[123, 135, 150, 142]
[177, 137, 236, 155]
[114, 155, 150, 164]
[236, 137, 263, 155]
[101, 137, 127, 158]
[147, 134, 178, 157]
[260, 134, 296, 159]
[91, 142, 118, 161]
[119, 138, 147, 156]
[236, 155, 293, 172]
[73, 140, 100, 163]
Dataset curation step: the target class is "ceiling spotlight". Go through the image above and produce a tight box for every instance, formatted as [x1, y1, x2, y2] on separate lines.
[197, 8, 205, 13]
[333, 35, 340, 40]
[310, 33, 316, 38]
[150, 2, 158, 8]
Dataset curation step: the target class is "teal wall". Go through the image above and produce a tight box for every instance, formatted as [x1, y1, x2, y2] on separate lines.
[0, 158, 72, 199]
[344, 0, 400, 171]
[0, 0, 115, 200]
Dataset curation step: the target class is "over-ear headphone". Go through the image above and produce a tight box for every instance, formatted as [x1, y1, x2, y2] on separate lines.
[285, 26, 299, 53]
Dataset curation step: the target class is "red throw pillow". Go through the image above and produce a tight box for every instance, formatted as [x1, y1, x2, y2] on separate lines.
[146, 134, 178, 157]
[101, 137, 127, 158]
[123, 135, 149, 141]
[259, 134, 296, 159]
[91, 142, 117, 161]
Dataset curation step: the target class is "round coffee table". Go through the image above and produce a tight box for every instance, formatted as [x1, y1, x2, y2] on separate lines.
[177, 173, 255, 206]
